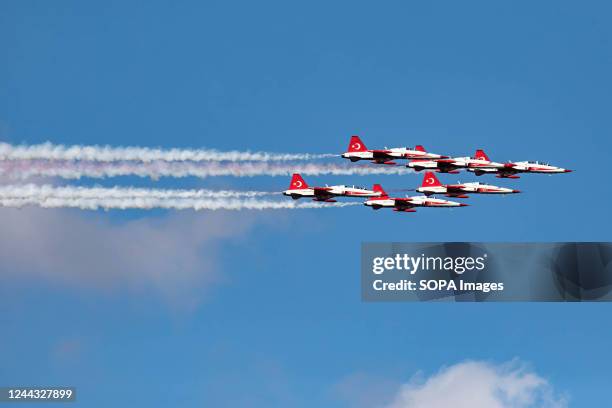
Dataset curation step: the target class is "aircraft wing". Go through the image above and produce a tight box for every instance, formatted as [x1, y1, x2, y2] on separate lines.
[393, 199, 415, 209]
[371, 150, 392, 159]
[370, 150, 397, 164]
[435, 159, 465, 169]
[313, 187, 335, 200]
[445, 185, 466, 194]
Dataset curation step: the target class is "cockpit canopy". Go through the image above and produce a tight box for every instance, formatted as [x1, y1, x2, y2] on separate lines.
[525, 160, 550, 165]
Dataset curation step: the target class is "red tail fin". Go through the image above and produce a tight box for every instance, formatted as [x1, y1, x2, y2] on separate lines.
[475, 149, 490, 161]
[289, 173, 308, 189]
[422, 171, 442, 187]
[415, 145, 426, 152]
[348, 135, 367, 152]
[373, 184, 388, 198]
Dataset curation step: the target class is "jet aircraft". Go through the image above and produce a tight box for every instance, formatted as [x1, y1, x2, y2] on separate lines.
[283, 173, 382, 202]
[416, 171, 520, 198]
[364, 184, 468, 212]
[341, 135, 447, 165]
[468, 160, 573, 178]
[407, 149, 504, 174]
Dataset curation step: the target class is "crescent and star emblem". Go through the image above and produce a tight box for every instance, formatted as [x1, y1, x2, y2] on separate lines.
[426, 177, 434, 185]
[352, 143, 361, 150]
[294, 180, 303, 188]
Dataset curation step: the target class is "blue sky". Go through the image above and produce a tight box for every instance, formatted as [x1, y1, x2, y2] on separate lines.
[1, 1, 611, 406]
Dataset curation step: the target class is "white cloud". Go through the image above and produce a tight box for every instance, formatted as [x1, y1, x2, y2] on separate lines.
[385, 360, 567, 408]
[0, 207, 258, 309]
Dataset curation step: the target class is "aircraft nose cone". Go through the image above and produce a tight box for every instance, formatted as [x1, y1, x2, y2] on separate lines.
[564, 169, 573, 173]
[512, 189, 521, 193]
[440, 155, 449, 159]
[459, 203, 469, 207]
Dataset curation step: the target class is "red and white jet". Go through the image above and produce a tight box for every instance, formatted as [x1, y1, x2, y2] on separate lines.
[416, 171, 520, 198]
[341, 135, 447, 165]
[283, 173, 382, 202]
[468, 160, 573, 178]
[364, 184, 468, 212]
[407, 149, 504, 174]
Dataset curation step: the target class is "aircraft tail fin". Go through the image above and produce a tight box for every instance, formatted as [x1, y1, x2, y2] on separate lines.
[422, 171, 442, 187]
[415, 145, 426, 152]
[475, 149, 490, 161]
[348, 135, 367, 152]
[289, 173, 309, 189]
[373, 184, 388, 198]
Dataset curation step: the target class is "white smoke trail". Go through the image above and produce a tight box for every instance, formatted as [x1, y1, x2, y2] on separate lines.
[0, 160, 413, 180]
[0, 142, 335, 162]
[0, 184, 361, 211]
[0, 184, 277, 199]
[0, 197, 360, 211]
